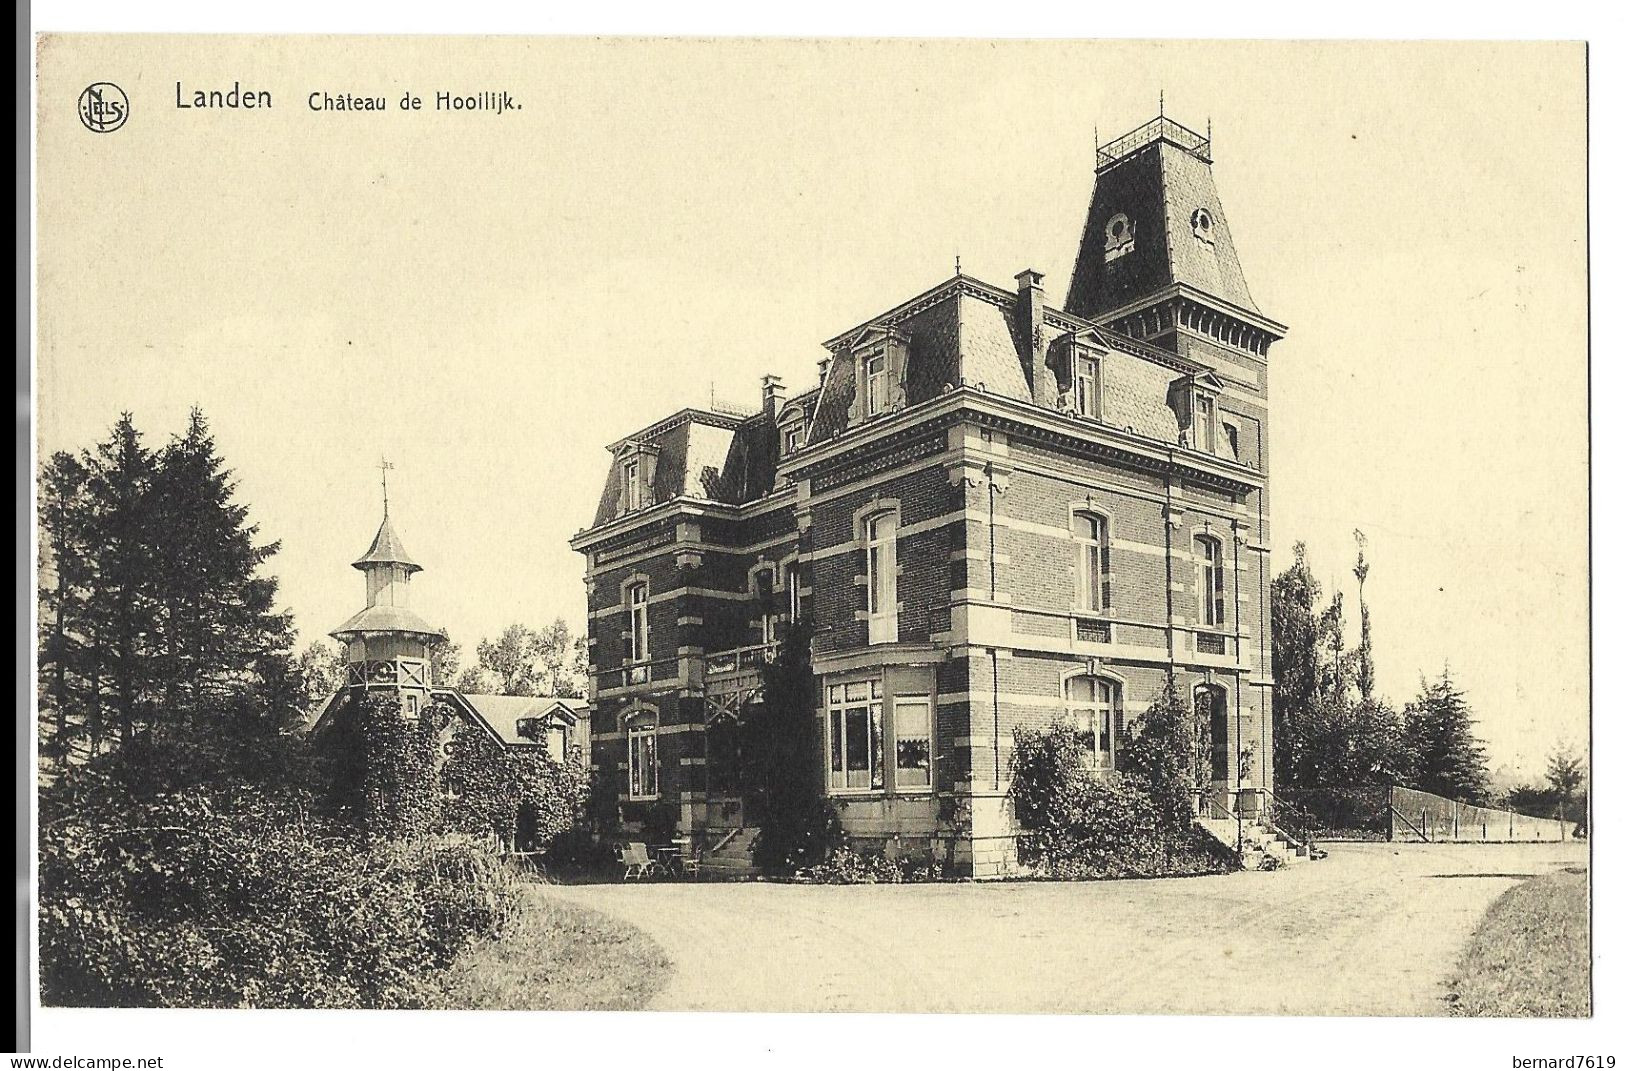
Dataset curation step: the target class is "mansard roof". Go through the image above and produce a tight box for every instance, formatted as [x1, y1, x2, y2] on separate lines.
[1065, 120, 1260, 322]
[583, 269, 1249, 534]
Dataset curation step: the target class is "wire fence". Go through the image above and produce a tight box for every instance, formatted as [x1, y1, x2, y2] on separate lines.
[1277, 785, 1580, 843]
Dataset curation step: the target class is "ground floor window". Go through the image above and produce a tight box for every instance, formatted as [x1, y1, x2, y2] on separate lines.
[893, 696, 932, 790]
[1064, 676, 1118, 770]
[628, 712, 658, 799]
[828, 681, 883, 792]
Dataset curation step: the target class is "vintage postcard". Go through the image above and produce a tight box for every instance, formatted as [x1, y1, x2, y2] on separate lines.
[29, 32, 1592, 1062]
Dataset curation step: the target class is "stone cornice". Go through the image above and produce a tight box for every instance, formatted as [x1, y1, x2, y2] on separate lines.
[781, 386, 1262, 494]
[570, 488, 796, 554]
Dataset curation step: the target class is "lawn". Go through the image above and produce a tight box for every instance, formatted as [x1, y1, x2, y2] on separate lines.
[426, 886, 672, 1010]
[1445, 865, 1590, 1017]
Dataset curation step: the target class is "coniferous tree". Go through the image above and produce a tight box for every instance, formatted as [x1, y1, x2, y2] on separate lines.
[38, 451, 92, 762]
[148, 409, 289, 731]
[1403, 668, 1491, 803]
[80, 413, 159, 747]
[1352, 531, 1376, 703]
[1269, 542, 1322, 788]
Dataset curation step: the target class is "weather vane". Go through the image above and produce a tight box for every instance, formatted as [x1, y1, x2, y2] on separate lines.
[379, 456, 394, 516]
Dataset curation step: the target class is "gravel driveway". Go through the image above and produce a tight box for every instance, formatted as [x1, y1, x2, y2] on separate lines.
[543, 841, 1588, 1015]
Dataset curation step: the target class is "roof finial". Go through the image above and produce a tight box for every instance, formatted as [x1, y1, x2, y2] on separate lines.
[378, 456, 394, 517]
[954, 252, 961, 276]
[1159, 89, 1165, 118]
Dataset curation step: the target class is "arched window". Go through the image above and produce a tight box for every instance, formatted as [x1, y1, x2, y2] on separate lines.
[865, 509, 899, 644]
[1195, 535, 1225, 628]
[1072, 511, 1106, 614]
[1195, 685, 1229, 783]
[1064, 675, 1119, 770]
[627, 710, 658, 800]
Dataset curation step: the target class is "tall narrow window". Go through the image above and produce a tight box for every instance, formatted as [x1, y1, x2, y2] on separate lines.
[751, 566, 776, 646]
[866, 510, 898, 643]
[894, 696, 932, 790]
[627, 712, 658, 799]
[1193, 396, 1214, 452]
[1064, 676, 1118, 770]
[786, 561, 802, 622]
[1196, 536, 1225, 628]
[866, 352, 888, 415]
[1072, 511, 1105, 614]
[1076, 356, 1101, 419]
[622, 458, 642, 511]
[828, 681, 883, 792]
[627, 582, 650, 682]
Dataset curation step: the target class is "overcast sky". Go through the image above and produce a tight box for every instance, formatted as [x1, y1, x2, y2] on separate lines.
[37, 38, 1586, 779]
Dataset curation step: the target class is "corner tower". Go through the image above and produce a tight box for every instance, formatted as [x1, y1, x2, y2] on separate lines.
[330, 471, 443, 718]
[1063, 114, 1286, 360]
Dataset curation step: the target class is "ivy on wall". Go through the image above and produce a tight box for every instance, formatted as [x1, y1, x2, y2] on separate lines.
[439, 715, 589, 851]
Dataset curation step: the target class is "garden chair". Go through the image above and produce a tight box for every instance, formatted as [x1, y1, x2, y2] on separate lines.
[620, 842, 657, 881]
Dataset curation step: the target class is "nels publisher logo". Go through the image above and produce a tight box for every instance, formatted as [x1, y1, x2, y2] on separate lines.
[78, 81, 129, 133]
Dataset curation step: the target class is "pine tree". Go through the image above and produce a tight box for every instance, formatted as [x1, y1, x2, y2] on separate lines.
[1403, 668, 1491, 803]
[147, 409, 290, 732]
[80, 414, 159, 747]
[38, 451, 92, 763]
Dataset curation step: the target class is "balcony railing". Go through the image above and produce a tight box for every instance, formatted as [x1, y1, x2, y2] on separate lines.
[1097, 115, 1211, 170]
[705, 642, 780, 676]
[595, 657, 680, 691]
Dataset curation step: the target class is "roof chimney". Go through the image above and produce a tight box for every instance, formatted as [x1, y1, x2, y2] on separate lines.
[1014, 269, 1046, 389]
[761, 374, 785, 420]
[817, 357, 830, 387]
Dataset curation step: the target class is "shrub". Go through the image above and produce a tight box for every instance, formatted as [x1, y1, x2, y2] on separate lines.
[39, 724, 527, 1009]
[1010, 704, 1234, 881]
[799, 840, 943, 884]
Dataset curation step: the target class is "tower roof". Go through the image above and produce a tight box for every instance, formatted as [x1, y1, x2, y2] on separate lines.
[351, 514, 422, 573]
[329, 604, 444, 642]
[1065, 115, 1262, 323]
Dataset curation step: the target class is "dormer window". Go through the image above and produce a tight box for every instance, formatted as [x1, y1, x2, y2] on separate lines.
[614, 442, 659, 515]
[1191, 208, 1216, 247]
[622, 458, 642, 511]
[865, 351, 889, 416]
[1104, 212, 1135, 262]
[1194, 395, 1214, 452]
[1076, 354, 1102, 419]
[1177, 373, 1223, 454]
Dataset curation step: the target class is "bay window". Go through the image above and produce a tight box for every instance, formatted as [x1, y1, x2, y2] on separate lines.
[828, 681, 883, 792]
[893, 697, 932, 790]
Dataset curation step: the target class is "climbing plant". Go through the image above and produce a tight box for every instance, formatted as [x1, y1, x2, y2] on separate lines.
[439, 716, 589, 851]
